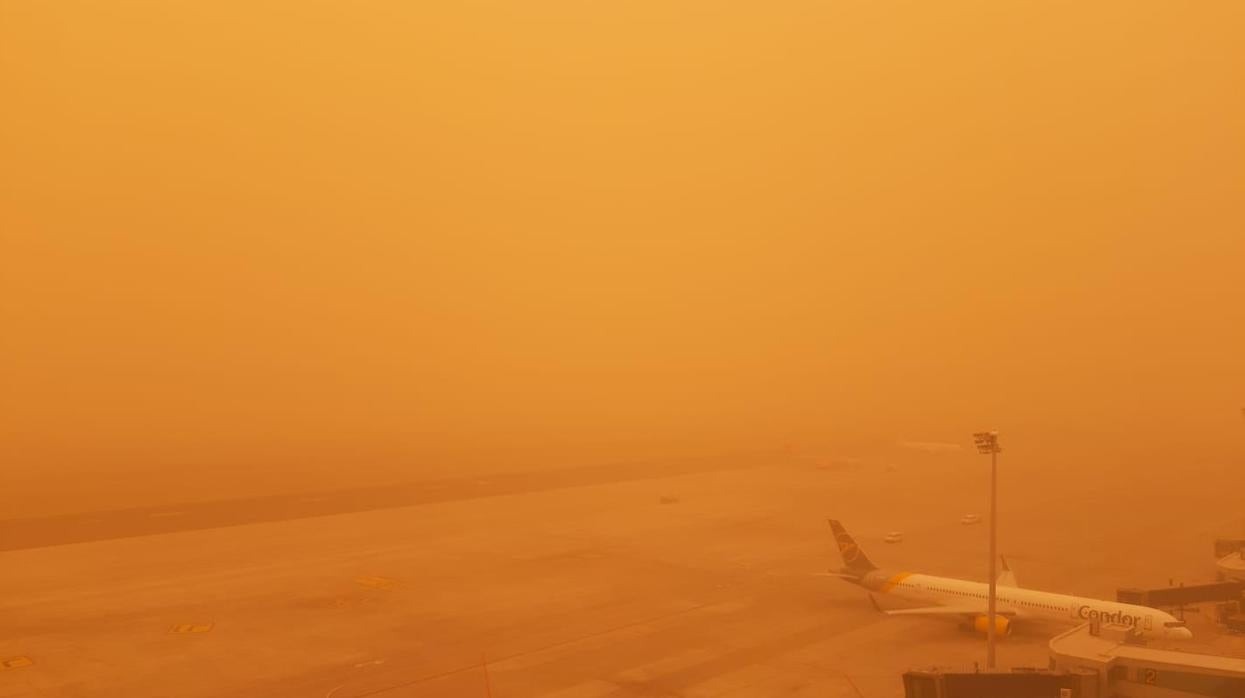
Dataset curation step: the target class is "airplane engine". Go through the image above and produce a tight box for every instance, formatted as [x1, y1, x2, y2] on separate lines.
[972, 614, 1012, 637]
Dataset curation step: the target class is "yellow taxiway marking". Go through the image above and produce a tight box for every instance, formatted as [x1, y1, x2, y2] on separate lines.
[354, 575, 399, 591]
[169, 623, 214, 634]
[1, 656, 33, 671]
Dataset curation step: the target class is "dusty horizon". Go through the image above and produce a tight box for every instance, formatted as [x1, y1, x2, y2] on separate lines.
[4, 3, 1242, 512]
[1, 3, 1244, 694]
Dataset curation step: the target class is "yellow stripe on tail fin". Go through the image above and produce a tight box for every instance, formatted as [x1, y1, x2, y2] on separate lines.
[828, 520, 877, 572]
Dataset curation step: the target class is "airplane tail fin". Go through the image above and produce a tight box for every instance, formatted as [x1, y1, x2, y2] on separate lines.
[828, 519, 878, 573]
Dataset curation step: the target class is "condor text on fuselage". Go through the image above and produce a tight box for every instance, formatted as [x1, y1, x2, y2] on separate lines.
[1078, 605, 1142, 628]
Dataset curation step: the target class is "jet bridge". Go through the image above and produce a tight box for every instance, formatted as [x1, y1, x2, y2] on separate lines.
[1116, 582, 1244, 608]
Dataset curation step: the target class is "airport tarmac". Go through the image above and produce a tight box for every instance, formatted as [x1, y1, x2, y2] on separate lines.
[0, 454, 1240, 697]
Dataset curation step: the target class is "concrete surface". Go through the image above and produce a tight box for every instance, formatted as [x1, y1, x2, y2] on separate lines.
[0, 455, 1240, 697]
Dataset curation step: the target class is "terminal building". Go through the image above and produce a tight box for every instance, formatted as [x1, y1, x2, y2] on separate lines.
[903, 624, 1245, 698]
[902, 667, 1095, 697]
[1048, 623, 1245, 698]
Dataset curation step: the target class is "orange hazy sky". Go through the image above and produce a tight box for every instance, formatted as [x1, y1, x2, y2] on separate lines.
[2, 1, 1243, 498]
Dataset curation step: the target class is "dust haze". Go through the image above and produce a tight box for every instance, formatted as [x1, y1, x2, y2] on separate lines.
[1, 1, 1243, 696]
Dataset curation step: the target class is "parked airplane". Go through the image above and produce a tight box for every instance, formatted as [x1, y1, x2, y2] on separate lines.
[825, 520, 1193, 640]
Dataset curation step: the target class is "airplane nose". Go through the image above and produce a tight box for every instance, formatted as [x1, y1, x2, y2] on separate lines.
[1174, 627, 1194, 640]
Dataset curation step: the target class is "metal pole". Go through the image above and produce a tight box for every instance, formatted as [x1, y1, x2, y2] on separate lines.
[987, 444, 997, 669]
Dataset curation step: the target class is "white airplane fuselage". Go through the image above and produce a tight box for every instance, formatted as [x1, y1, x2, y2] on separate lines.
[857, 569, 1192, 640]
[826, 519, 1192, 641]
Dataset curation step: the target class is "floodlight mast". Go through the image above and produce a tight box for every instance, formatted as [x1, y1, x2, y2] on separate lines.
[972, 431, 1002, 669]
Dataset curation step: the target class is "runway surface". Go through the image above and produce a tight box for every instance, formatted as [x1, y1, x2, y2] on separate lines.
[0, 456, 759, 552]
[1, 455, 1241, 697]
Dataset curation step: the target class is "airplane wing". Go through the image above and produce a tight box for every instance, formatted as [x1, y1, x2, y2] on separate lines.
[883, 606, 1014, 617]
[869, 591, 1017, 619]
